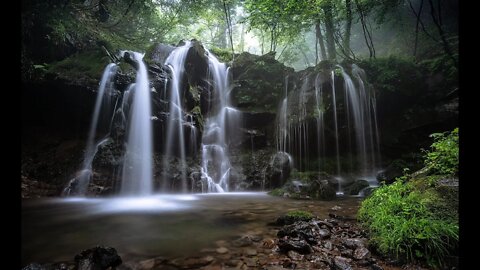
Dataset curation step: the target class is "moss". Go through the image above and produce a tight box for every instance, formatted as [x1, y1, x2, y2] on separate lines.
[357, 56, 427, 95]
[47, 49, 111, 82]
[231, 51, 294, 113]
[209, 47, 234, 62]
[286, 210, 314, 220]
[191, 106, 204, 132]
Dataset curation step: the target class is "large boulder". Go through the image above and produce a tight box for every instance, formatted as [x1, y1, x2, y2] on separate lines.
[264, 152, 293, 188]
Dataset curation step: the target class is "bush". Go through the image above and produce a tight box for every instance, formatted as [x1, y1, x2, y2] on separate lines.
[423, 128, 459, 176]
[358, 180, 458, 266]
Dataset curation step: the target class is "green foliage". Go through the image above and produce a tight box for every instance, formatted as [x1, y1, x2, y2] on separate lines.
[290, 170, 318, 181]
[268, 188, 285, 196]
[420, 54, 458, 90]
[358, 180, 458, 266]
[286, 210, 314, 220]
[358, 56, 426, 94]
[48, 50, 110, 81]
[209, 47, 234, 62]
[423, 128, 459, 176]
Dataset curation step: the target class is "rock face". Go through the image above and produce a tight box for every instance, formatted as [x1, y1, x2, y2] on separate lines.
[21, 37, 458, 196]
[231, 51, 294, 114]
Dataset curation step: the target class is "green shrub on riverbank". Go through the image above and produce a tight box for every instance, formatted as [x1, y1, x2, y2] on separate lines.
[423, 128, 459, 176]
[358, 128, 459, 267]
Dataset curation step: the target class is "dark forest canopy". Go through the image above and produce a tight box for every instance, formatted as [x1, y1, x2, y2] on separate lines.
[22, 0, 458, 70]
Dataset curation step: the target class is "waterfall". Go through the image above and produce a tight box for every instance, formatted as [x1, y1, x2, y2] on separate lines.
[163, 41, 192, 192]
[273, 64, 381, 193]
[62, 63, 117, 196]
[276, 77, 288, 153]
[314, 73, 325, 172]
[121, 52, 153, 196]
[352, 64, 382, 174]
[331, 70, 342, 176]
[200, 51, 241, 193]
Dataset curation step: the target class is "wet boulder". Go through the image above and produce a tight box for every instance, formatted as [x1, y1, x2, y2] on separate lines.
[264, 152, 292, 188]
[343, 180, 370, 195]
[74, 246, 122, 270]
[277, 238, 313, 254]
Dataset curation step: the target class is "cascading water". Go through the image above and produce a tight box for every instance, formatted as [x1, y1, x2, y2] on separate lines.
[331, 70, 342, 176]
[200, 51, 241, 193]
[62, 63, 118, 196]
[352, 64, 382, 173]
[276, 77, 289, 153]
[314, 74, 326, 172]
[121, 52, 153, 196]
[274, 64, 381, 194]
[162, 41, 192, 192]
[339, 65, 381, 177]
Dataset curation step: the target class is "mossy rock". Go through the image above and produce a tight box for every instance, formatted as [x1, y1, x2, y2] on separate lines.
[276, 210, 314, 225]
[47, 49, 111, 84]
[343, 180, 370, 195]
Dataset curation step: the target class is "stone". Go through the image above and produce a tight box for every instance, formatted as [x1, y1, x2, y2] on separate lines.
[287, 250, 304, 261]
[342, 238, 366, 249]
[170, 256, 213, 269]
[244, 248, 257, 256]
[216, 247, 229, 254]
[277, 238, 312, 254]
[264, 152, 292, 188]
[262, 238, 276, 249]
[22, 263, 47, 270]
[333, 256, 353, 270]
[138, 258, 155, 270]
[353, 247, 370, 260]
[225, 259, 241, 267]
[203, 263, 223, 270]
[371, 264, 383, 270]
[341, 249, 353, 258]
[323, 241, 333, 250]
[244, 258, 257, 267]
[215, 240, 227, 247]
[232, 235, 253, 247]
[343, 180, 370, 195]
[318, 229, 331, 239]
[74, 246, 122, 270]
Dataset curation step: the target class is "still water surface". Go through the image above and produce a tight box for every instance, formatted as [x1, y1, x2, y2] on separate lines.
[22, 193, 361, 265]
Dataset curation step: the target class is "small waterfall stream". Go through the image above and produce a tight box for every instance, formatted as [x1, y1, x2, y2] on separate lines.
[62, 63, 118, 196]
[121, 52, 153, 196]
[163, 41, 192, 192]
[200, 51, 241, 192]
[274, 64, 381, 192]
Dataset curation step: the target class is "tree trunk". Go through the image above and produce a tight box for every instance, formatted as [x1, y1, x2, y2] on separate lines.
[323, 1, 336, 60]
[408, 0, 424, 59]
[344, 0, 352, 57]
[315, 22, 327, 61]
[427, 0, 457, 66]
[355, 0, 374, 58]
[222, 0, 235, 58]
